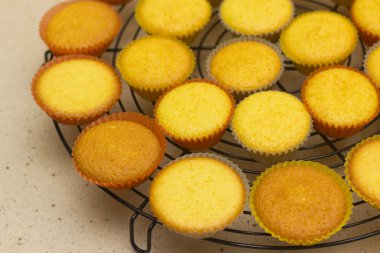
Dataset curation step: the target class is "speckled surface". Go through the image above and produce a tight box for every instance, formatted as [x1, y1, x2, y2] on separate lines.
[1, 0, 379, 252]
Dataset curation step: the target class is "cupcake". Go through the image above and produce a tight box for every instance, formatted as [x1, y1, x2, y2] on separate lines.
[250, 161, 352, 245]
[116, 36, 195, 101]
[150, 153, 248, 238]
[332, 0, 353, 7]
[40, 0, 121, 56]
[32, 55, 121, 125]
[220, 0, 294, 42]
[280, 11, 358, 75]
[206, 37, 283, 98]
[351, 0, 380, 46]
[135, 0, 212, 43]
[301, 66, 379, 138]
[155, 80, 234, 151]
[364, 41, 380, 88]
[231, 91, 312, 164]
[72, 112, 166, 189]
[345, 135, 380, 209]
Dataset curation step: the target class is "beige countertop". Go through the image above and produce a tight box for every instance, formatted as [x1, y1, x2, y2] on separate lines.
[1, 0, 379, 252]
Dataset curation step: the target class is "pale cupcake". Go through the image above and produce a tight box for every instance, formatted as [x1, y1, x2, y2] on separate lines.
[220, 0, 294, 42]
[135, 0, 212, 43]
[364, 41, 380, 88]
[351, 0, 380, 46]
[345, 135, 380, 209]
[302, 66, 379, 138]
[207, 37, 283, 97]
[280, 11, 358, 75]
[150, 153, 248, 238]
[155, 80, 234, 151]
[40, 0, 121, 56]
[72, 112, 166, 189]
[231, 91, 312, 164]
[116, 36, 195, 101]
[251, 161, 352, 245]
[32, 55, 121, 125]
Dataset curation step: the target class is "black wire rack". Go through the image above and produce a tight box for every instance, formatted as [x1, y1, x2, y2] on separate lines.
[43, 0, 380, 252]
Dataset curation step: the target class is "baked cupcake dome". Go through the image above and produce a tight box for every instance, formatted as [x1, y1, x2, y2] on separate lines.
[32, 55, 121, 125]
[155, 80, 234, 151]
[150, 153, 248, 238]
[220, 0, 294, 41]
[40, 0, 121, 56]
[231, 91, 312, 160]
[301, 66, 379, 138]
[351, 0, 380, 46]
[72, 112, 166, 189]
[135, 0, 212, 42]
[250, 161, 352, 245]
[206, 37, 284, 96]
[280, 11, 358, 75]
[364, 41, 380, 88]
[116, 36, 195, 101]
[345, 135, 380, 209]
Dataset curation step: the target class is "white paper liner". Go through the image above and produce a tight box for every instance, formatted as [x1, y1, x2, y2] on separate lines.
[363, 40, 380, 89]
[230, 95, 313, 166]
[150, 152, 250, 239]
[205, 37, 285, 99]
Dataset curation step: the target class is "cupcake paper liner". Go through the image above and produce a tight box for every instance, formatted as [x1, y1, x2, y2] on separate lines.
[154, 79, 235, 151]
[72, 112, 167, 189]
[116, 36, 196, 102]
[150, 152, 250, 239]
[301, 66, 379, 138]
[363, 41, 380, 89]
[206, 37, 285, 99]
[40, 0, 122, 56]
[135, 0, 212, 44]
[345, 134, 380, 209]
[219, 1, 295, 42]
[250, 160, 353, 245]
[31, 55, 122, 125]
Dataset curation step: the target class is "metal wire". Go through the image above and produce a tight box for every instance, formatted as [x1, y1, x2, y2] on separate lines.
[47, 0, 380, 251]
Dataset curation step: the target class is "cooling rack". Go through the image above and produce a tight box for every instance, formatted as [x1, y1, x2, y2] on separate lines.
[43, 0, 380, 252]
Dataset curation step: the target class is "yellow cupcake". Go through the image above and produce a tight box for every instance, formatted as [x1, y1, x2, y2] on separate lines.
[231, 91, 311, 161]
[220, 0, 294, 41]
[150, 154, 248, 238]
[352, 0, 380, 46]
[250, 161, 352, 245]
[40, 0, 121, 56]
[280, 11, 358, 75]
[302, 66, 379, 138]
[32, 55, 121, 125]
[207, 38, 283, 96]
[345, 135, 380, 209]
[155, 80, 234, 151]
[72, 112, 166, 189]
[116, 36, 195, 101]
[364, 42, 380, 88]
[135, 0, 211, 43]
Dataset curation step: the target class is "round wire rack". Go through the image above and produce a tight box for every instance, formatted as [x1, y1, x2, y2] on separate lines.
[43, 0, 380, 252]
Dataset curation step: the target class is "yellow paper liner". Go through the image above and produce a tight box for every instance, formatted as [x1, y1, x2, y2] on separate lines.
[100, 0, 132, 4]
[205, 37, 285, 98]
[351, 5, 380, 47]
[345, 135, 380, 209]
[301, 66, 380, 138]
[363, 41, 380, 89]
[154, 79, 235, 151]
[116, 36, 195, 102]
[31, 55, 122, 125]
[135, 0, 212, 44]
[250, 160, 353, 246]
[72, 112, 167, 189]
[150, 152, 249, 238]
[230, 93, 313, 165]
[39, 0, 122, 56]
[280, 11, 358, 75]
[219, 0, 295, 42]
